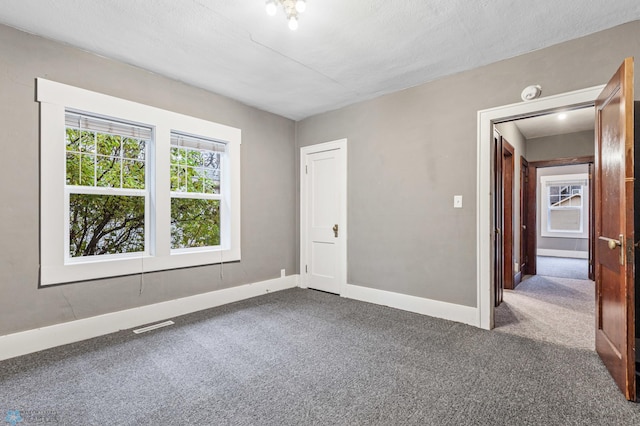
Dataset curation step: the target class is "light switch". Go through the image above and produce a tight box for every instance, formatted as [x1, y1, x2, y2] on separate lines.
[453, 195, 463, 208]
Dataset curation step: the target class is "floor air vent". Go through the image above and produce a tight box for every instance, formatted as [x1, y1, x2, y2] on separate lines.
[133, 320, 175, 334]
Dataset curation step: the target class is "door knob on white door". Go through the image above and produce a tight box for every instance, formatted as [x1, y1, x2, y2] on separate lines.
[332, 224, 339, 238]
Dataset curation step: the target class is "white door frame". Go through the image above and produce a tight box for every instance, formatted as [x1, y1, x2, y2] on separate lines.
[300, 139, 348, 294]
[476, 85, 604, 330]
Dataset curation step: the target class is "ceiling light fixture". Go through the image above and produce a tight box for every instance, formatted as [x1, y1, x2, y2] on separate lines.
[265, 0, 307, 31]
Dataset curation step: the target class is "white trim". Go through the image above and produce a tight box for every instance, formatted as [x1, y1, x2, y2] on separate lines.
[342, 284, 478, 327]
[477, 85, 604, 330]
[299, 139, 348, 295]
[38, 78, 242, 285]
[537, 249, 589, 259]
[0, 275, 298, 361]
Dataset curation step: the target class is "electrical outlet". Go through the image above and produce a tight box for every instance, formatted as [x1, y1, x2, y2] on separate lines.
[453, 195, 463, 208]
[280, 269, 285, 278]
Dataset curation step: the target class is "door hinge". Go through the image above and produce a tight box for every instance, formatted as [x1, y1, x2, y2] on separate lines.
[305, 165, 308, 174]
[305, 265, 308, 273]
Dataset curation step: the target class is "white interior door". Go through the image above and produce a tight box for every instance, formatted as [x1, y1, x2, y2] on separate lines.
[301, 140, 347, 294]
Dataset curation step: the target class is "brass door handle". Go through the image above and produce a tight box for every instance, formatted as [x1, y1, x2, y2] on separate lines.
[332, 224, 339, 238]
[599, 235, 621, 250]
[599, 234, 624, 265]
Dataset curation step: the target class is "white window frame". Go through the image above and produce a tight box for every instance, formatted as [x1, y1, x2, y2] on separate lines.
[38, 79, 241, 285]
[540, 173, 588, 239]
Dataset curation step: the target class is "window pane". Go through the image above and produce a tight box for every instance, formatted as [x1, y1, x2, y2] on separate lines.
[80, 131, 96, 153]
[66, 128, 81, 152]
[549, 208, 581, 231]
[66, 153, 95, 186]
[203, 152, 221, 194]
[96, 133, 121, 157]
[96, 156, 122, 187]
[170, 147, 181, 165]
[185, 166, 204, 193]
[186, 149, 203, 167]
[123, 160, 145, 189]
[568, 195, 582, 207]
[123, 138, 145, 160]
[69, 194, 145, 257]
[170, 144, 222, 194]
[170, 165, 182, 191]
[178, 148, 187, 165]
[171, 198, 220, 249]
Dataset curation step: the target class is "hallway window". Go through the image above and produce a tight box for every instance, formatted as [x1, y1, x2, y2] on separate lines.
[540, 174, 588, 238]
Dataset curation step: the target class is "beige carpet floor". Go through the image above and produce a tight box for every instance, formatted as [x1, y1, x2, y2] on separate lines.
[494, 274, 595, 351]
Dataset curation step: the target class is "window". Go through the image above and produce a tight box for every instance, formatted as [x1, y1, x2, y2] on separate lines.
[65, 112, 150, 260]
[540, 174, 588, 238]
[170, 132, 224, 250]
[38, 79, 241, 285]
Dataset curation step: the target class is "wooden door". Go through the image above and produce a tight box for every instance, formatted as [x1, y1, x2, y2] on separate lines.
[526, 165, 538, 276]
[520, 157, 530, 276]
[494, 132, 504, 306]
[594, 57, 635, 401]
[502, 140, 515, 290]
[589, 163, 595, 280]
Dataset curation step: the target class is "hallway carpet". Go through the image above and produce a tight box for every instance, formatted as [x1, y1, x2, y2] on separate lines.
[495, 274, 594, 350]
[536, 256, 589, 280]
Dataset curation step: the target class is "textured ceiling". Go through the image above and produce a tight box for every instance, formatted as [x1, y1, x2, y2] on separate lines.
[1, 1, 639, 120]
[514, 107, 595, 139]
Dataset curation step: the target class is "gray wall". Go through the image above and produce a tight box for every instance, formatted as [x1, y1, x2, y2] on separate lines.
[495, 122, 527, 274]
[0, 24, 296, 335]
[296, 21, 640, 307]
[536, 165, 590, 252]
[527, 130, 594, 162]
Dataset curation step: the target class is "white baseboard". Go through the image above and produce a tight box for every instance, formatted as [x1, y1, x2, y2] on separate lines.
[342, 284, 479, 327]
[0, 274, 299, 361]
[537, 249, 589, 259]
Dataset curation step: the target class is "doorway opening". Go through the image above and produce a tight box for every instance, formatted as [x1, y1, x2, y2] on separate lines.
[491, 105, 596, 307]
[496, 143, 596, 352]
[476, 85, 604, 330]
[492, 106, 596, 353]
